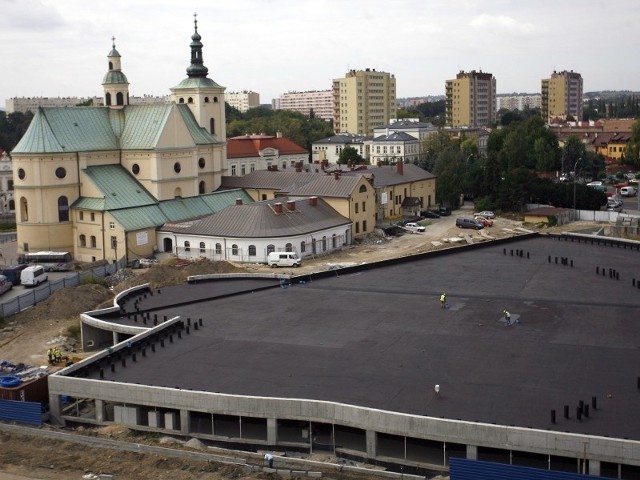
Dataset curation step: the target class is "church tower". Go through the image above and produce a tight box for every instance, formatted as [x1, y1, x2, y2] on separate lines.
[170, 15, 226, 142]
[102, 38, 130, 108]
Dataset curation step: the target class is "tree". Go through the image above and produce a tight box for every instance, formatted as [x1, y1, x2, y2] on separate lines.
[337, 146, 365, 165]
[622, 118, 640, 169]
[562, 136, 586, 174]
[434, 148, 465, 208]
[0, 111, 34, 152]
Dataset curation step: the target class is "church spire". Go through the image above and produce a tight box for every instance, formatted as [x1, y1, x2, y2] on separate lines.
[186, 13, 209, 78]
[102, 36, 130, 108]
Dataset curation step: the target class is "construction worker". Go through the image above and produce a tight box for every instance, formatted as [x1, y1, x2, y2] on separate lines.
[504, 310, 511, 326]
[47, 348, 53, 364]
[54, 347, 62, 364]
[440, 292, 446, 309]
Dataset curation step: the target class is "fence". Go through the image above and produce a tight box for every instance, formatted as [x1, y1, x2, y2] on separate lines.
[0, 262, 118, 319]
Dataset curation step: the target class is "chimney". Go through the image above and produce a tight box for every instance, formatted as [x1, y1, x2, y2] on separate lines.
[276, 131, 282, 138]
[286, 200, 296, 211]
[334, 171, 340, 180]
[235, 198, 243, 205]
[273, 202, 283, 214]
[397, 161, 404, 175]
[308, 196, 318, 207]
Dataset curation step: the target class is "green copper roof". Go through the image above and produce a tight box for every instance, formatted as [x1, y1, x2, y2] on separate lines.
[81, 165, 157, 210]
[119, 104, 173, 149]
[102, 70, 129, 85]
[172, 77, 223, 89]
[13, 107, 119, 153]
[176, 104, 218, 145]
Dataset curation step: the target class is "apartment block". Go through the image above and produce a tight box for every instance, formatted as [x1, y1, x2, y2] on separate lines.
[273, 90, 333, 121]
[445, 70, 496, 128]
[541, 70, 583, 122]
[226, 90, 260, 113]
[5, 95, 169, 113]
[496, 93, 541, 111]
[332, 69, 397, 136]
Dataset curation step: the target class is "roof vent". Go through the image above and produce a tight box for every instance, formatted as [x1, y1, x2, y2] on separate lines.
[308, 196, 318, 207]
[273, 202, 283, 214]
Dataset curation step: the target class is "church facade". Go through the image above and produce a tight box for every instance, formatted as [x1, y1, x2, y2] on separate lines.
[11, 19, 228, 264]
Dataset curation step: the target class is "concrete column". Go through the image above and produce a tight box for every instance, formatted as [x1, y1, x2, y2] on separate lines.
[48, 393, 64, 426]
[366, 430, 377, 459]
[466, 444, 478, 460]
[267, 418, 277, 445]
[112, 331, 118, 345]
[589, 459, 601, 476]
[180, 409, 190, 435]
[95, 399, 104, 423]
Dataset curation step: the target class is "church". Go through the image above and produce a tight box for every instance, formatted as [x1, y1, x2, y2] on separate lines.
[11, 18, 231, 264]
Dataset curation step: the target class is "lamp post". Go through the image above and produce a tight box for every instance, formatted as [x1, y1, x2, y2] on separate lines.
[573, 158, 582, 216]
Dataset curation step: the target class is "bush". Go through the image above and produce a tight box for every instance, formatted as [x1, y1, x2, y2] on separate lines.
[80, 275, 108, 287]
[473, 196, 495, 213]
[66, 323, 80, 340]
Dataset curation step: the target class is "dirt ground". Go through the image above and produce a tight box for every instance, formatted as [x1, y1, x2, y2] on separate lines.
[0, 213, 603, 479]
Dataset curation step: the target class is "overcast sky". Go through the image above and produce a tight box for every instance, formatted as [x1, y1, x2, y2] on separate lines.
[1, 0, 639, 106]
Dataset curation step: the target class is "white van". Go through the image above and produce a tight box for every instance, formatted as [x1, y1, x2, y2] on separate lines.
[620, 186, 637, 197]
[267, 252, 301, 268]
[20, 265, 48, 287]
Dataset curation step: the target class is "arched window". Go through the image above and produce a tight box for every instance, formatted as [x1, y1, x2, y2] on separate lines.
[105, 92, 112, 106]
[300, 241, 306, 253]
[232, 244, 238, 255]
[174, 162, 181, 173]
[184, 241, 190, 252]
[91, 236, 96, 248]
[116, 92, 124, 105]
[204, 97, 210, 103]
[20, 197, 28, 222]
[312, 239, 317, 254]
[266, 244, 275, 254]
[18, 168, 25, 180]
[322, 236, 327, 251]
[215, 243, 222, 255]
[199, 181, 205, 194]
[187, 97, 193, 104]
[109, 61, 113, 70]
[8, 199, 15, 210]
[174, 187, 182, 198]
[332, 234, 337, 249]
[79, 234, 86, 247]
[248, 245, 256, 256]
[58, 196, 69, 222]
[285, 243, 293, 252]
[179, 98, 185, 104]
[359, 184, 367, 193]
[210, 118, 215, 134]
[198, 158, 205, 168]
[199, 242, 205, 253]
[213, 96, 219, 102]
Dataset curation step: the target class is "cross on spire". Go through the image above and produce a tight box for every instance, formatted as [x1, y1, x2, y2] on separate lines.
[112, 36, 116, 48]
[193, 12, 198, 31]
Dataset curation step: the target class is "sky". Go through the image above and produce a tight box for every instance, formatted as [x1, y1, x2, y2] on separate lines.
[1, 0, 639, 107]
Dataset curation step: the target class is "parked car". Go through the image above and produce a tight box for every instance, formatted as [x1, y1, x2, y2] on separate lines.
[607, 199, 623, 212]
[620, 186, 637, 197]
[0, 275, 13, 295]
[473, 210, 496, 219]
[475, 216, 493, 227]
[404, 222, 426, 233]
[420, 209, 440, 219]
[438, 206, 452, 216]
[1, 265, 27, 286]
[456, 217, 484, 230]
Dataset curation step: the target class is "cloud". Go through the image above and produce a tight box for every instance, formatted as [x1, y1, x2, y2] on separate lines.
[0, 0, 65, 30]
[468, 14, 540, 36]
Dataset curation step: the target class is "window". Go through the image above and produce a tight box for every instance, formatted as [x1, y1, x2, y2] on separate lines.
[232, 244, 238, 255]
[231, 164, 237, 176]
[332, 234, 337, 248]
[355, 222, 360, 234]
[359, 185, 367, 193]
[58, 196, 69, 222]
[132, 164, 140, 175]
[285, 243, 292, 252]
[79, 234, 86, 247]
[204, 97, 209, 103]
[199, 242, 205, 253]
[267, 244, 275, 254]
[210, 118, 215, 134]
[79, 211, 84, 221]
[199, 181, 205, 194]
[184, 241, 191, 252]
[187, 97, 193, 104]
[355, 203, 359, 214]
[91, 236, 96, 248]
[241, 164, 246, 175]
[116, 92, 124, 105]
[174, 162, 181, 173]
[111, 236, 117, 249]
[105, 92, 112, 106]
[322, 236, 327, 251]
[362, 201, 366, 212]
[198, 158, 205, 168]
[300, 241, 306, 253]
[179, 98, 184, 104]
[91, 212, 95, 221]
[174, 187, 182, 198]
[18, 169, 25, 180]
[248, 245, 256, 256]
[363, 220, 367, 232]
[215, 243, 222, 255]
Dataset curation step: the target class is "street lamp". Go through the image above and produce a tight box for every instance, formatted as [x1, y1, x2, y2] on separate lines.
[573, 158, 582, 215]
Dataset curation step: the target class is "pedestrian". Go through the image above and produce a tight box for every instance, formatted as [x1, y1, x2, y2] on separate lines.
[46, 348, 53, 364]
[503, 310, 511, 326]
[54, 348, 62, 364]
[440, 292, 446, 309]
[264, 452, 274, 469]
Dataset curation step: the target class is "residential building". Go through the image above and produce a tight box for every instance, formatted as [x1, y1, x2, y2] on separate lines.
[227, 133, 309, 175]
[219, 170, 376, 239]
[158, 196, 352, 263]
[225, 90, 260, 113]
[11, 19, 228, 263]
[373, 119, 439, 163]
[312, 134, 369, 164]
[273, 90, 333, 121]
[541, 70, 583, 122]
[332, 69, 397, 136]
[397, 96, 445, 108]
[496, 93, 541, 111]
[0, 149, 15, 215]
[370, 131, 420, 165]
[5, 95, 169, 113]
[445, 70, 496, 128]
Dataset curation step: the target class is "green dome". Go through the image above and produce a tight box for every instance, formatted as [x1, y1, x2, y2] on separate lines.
[102, 71, 129, 85]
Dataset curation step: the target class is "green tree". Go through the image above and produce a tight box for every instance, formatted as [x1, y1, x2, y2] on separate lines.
[337, 146, 365, 165]
[0, 111, 34, 152]
[434, 148, 465, 208]
[562, 136, 586, 174]
[622, 118, 640, 169]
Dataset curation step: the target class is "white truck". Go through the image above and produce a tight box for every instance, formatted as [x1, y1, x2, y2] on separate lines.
[403, 222, 426, 233]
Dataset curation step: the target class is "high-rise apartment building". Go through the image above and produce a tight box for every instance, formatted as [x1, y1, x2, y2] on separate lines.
[445, 70, 496, 128]
[225, 90, 260, 112]
[541, 70, 583, 122]
[332, 69, 397, 136]
[496, 93, 541, 111]
[273, 90, 333, 121]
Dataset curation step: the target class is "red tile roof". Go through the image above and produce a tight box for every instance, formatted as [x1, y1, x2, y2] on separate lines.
[227, 134, 308, 159]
